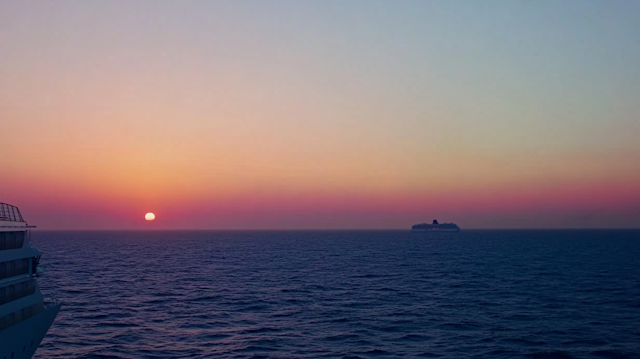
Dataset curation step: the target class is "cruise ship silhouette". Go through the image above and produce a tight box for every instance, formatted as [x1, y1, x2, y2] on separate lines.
[411, 219, 461, 232]
[0, 202, 60, 358]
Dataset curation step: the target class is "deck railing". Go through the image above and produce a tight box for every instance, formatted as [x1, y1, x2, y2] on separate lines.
[0, 202, 24, 222]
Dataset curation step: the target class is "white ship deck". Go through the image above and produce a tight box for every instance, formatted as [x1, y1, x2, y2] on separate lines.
[0, 202, 60, 358]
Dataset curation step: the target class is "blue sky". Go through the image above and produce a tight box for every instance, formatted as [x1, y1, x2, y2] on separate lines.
[1, 1, 639, 228]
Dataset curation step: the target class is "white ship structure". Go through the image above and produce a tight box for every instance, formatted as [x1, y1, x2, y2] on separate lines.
[411, 219, 461, 232]
[0, 202, 60, 359]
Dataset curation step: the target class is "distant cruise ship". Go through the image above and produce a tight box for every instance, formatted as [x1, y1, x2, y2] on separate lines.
[0, 202, 60, 359]
[411, 219, 461, 232]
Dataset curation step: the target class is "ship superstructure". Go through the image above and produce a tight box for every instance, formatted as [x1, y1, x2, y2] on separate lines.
[411, 219, 461, 232]
[0, 202, 60, 358]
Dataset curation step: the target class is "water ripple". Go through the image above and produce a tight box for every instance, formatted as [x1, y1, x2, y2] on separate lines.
[33, 230, 640, 358]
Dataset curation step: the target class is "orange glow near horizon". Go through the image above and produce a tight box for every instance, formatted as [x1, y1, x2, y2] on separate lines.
[4, 174, 639, 229]
[3, 140, 640, 229]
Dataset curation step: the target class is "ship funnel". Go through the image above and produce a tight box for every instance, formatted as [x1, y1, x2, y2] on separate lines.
[432, 219, 439, 224]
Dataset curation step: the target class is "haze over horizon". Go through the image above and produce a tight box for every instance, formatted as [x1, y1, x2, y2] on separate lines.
[2, 1, 639, 230]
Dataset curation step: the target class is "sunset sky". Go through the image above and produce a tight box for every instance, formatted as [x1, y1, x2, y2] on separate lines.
[2, 1, 639, 229]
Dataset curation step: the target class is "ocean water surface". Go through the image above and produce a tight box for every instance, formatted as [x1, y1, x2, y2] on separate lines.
[33, 230, 640, 358]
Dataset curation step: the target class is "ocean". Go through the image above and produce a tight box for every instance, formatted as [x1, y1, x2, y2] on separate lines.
[32, 230, 640, 358]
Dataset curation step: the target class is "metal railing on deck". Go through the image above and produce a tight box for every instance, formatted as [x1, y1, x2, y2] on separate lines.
[0, 202, 24, 222]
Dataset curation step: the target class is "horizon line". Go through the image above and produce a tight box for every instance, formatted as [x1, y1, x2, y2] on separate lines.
[30, 228, 640, 231]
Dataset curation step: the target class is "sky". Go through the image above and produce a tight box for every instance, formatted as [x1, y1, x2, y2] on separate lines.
[1, 1, 639, 229]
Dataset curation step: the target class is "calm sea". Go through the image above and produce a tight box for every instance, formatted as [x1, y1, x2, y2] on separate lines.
[32, 230, 640, 359]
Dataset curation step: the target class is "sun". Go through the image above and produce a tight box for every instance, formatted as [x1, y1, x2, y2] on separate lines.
[145, 212, 155, 221]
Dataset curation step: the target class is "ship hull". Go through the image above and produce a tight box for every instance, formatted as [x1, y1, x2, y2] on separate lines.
[411, 228, 460, 232]
[0, 302, 60, 359]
